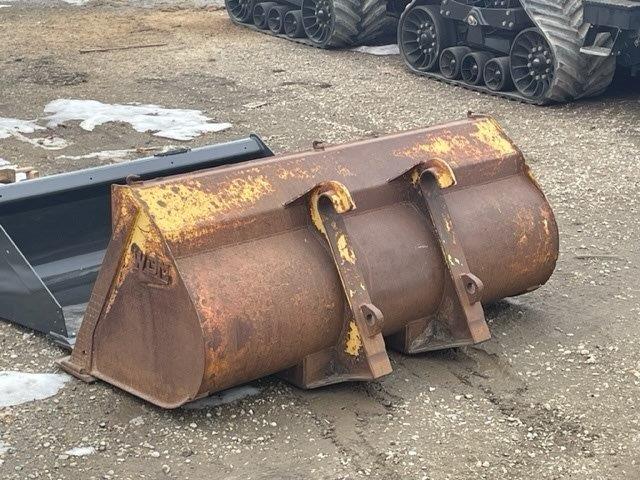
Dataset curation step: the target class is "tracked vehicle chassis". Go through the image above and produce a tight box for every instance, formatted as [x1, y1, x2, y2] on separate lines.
[224, 0, 617, 103]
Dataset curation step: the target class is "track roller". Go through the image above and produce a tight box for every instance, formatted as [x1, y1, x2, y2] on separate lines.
[461, 52, 493, 86]
[253, 2, 277, 29]
[439, 46, 471, 80]
[483, 56, 513, 92]
[268, 6, 291, 34]
[225, 0, 255, 23]
[283, 10, 305, 38]
[510, 27, 554, 100]
[398, 5, 455, 72]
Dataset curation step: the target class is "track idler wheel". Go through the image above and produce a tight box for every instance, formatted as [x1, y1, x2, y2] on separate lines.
[483, 56, 513, 92]
[253, 2, 277, 29]
[399, 5, 455, 72]
[268, 6, 291, 33]
[284, 10, 305, 38]
[225, 0, 255, 23]
[460, 52, 492, 86]
[439, 46, 470, 80]
[510, 27, 554, 100]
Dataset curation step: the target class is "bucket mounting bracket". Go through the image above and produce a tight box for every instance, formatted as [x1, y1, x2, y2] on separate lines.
[279, 181, 392, 389]
[387, 160, 491, 353]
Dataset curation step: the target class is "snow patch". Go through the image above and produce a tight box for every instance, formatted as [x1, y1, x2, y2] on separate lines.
[0, 441, 10, 455]
[65, 446, 95, 457]
[0, 117, 44, 139]
[0, 116, 68, 150]
[0, 4, 12, 7]
[0, 158, 9, 166]
[351, 44, 399, 56]
[44, 99, 232, 141]
[0, 372, 70, 407]
[184, 385, 261, 409]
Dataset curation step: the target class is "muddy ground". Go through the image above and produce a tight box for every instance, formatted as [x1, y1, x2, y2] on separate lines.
[1, 1, 639, 479]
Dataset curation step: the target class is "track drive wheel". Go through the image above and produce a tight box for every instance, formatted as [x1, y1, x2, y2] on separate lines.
[439, 46, 470, 79]
[301, 0, 359, 48]
[225, 0, 255, 23]
[399, 5, 455, 72]
[510, 27, 554, 100]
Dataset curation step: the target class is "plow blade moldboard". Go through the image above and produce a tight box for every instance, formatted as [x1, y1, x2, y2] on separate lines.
[59, 116, 559, 408]
[0, 136, 273, 348]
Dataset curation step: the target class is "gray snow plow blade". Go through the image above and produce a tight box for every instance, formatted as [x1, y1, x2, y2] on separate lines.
[0, 136, 273, 349]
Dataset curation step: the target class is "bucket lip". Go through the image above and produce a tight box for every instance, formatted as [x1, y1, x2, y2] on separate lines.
[130, 115, 519, 190]
[91, 370, 200, 409]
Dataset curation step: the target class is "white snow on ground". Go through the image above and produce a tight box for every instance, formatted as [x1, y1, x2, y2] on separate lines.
[0, 116, 69, 150]
[184, 385, 261, 409]
[0, 371, 70, 407]
[0, 441, 9, 455]
[0, 5, 12, 8]
[351, 44, 399, 55]
[0, 117, 44, 139]
[64, 446, 96, 456]
[0, 158, 9, 166]
[44, 99, 232, 141]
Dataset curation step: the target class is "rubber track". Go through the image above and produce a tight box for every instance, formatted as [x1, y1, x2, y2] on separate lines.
[521, 0, 616, 101]
[226, 0, 393, 48]
[328, 0, 361, 47]
[359, 0, 396, 43]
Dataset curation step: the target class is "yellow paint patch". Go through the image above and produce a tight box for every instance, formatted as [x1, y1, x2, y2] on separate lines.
[345, 321, 362, 356]
[309, 181, 355, 235]
[444, 216, 453, 233]
[277, 166, 311, 180]
[337, 233, 356, 264]
[136, 175, 274, 242]
[471, 118, 515, 157]
[447, 254, 461, 266]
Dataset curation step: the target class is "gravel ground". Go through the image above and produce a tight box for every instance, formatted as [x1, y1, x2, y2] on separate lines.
[0, 1, 639, 479]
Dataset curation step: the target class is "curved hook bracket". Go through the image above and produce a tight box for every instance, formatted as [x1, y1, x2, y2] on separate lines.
[389, 158, 457, 190]
[309, 180, 356, 235]
[279, 180, 391, 388]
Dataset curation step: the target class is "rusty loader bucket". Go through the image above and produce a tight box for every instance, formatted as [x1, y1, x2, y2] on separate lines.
[59, 116, 559, 408]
